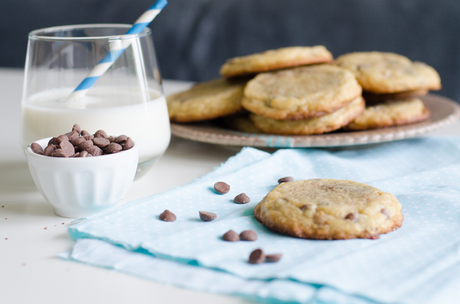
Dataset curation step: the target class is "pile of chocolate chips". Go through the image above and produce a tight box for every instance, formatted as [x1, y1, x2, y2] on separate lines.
[30, 124, 134, 158]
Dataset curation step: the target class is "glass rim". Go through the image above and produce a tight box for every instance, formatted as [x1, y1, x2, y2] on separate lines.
[28, 24, 152, 41]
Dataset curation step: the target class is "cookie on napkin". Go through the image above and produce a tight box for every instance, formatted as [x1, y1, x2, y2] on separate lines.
[167, 78, 247, 123]
[242, 64, 362, 121]
[254, 178, 403, 240]
[220, 45, 333, 78]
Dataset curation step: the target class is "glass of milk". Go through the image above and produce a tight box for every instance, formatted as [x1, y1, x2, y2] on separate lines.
[21, 24, 171, 179]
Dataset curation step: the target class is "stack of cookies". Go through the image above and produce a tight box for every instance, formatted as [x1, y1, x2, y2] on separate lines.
[336, 52, 440, 131]
[166, 46, 441, 135]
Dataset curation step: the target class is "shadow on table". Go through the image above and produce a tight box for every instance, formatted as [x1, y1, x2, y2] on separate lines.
[0, 161, 37, 193]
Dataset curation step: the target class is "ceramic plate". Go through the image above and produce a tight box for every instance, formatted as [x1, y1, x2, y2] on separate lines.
[170, 94, 460, 148]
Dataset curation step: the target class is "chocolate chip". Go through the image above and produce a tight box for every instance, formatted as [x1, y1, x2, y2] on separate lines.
[59, 140, 75, 156]
[345, 213, 357, 221]
[114, 135, 128, 143]
[214, 182, 230, 194]
[72, 124, 81, 134]
[85, 145, 103, 156]
[248, 249, 265, 264]
[56, 134, 69, 143]
[77, 140, 93, 152]
[381, 208, 391, 219]
[94, 130, 108, 138]
[199, 211, 217, 222]
[51, 149, 68, 158]
[48, 137, 59, 146]
[44, 145, 56, 156]
[93, 137, 110, 148]
[265, 253, 283, 263]
[234, 193, 250, 204]
[159, 209, 176, 222]
[104, 143, 123, 154]
[123, 137, 134, 150]
[77, 150, 89, 158]
[313, 211, 328, 225]
[240, 230, 257, 241]
[30, 143, 43, 154]
[83, 134, 94, 140]
[71, 137, 86, 146]
[65, 131, 79, 141]
[108, 136, 116, 142]
[81, 130, 90, 136]
[222, 230, 240, 242]
[278, 176, 293, 184]
[300, 204, 310, 211]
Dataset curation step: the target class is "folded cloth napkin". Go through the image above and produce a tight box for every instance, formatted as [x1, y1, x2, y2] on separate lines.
[63, 137, 460, 304]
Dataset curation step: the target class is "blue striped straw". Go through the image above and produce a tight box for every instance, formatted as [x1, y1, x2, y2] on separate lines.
[67, 0, 167, 102]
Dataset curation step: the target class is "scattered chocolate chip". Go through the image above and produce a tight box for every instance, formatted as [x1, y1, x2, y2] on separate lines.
[199, 211, 217, 222]
[222, 230, 240, 242]
[265, 253, 283, 263]
[234, 193, 250, 204]
[278, 176, 293, 184]
[249, 249, 265, 264]
[30, 143, 44, 154]
[214, 182, 230, 194]
[381, 208, 391, 219]
[345, 213, 357, 221]
[240, 230, 257, 241]
[5, 238, 8, 240]
[159, 209, 176, 222]
[44, 227, 48, 230]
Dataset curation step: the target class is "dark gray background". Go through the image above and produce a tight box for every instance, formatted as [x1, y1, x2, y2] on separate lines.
[1, 0, 458, 101]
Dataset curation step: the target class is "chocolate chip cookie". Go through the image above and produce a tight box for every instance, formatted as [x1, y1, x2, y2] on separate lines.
[249, 96, 364, 135]
[220, 45, 333, 78]
[253, 179, 403, 240]
[335, 52, 441, 94]
[242, 64, 362, 120]
[167, 78, 247, 123]
[344, 98, 430, 131]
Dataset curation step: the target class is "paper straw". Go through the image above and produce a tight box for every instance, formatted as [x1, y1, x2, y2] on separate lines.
[66, 0, 167, 102]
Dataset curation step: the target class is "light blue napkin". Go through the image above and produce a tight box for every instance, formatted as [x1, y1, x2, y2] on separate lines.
[63, 137, 460, 304]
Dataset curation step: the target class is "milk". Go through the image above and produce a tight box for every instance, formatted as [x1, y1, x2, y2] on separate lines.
[22, 87, 171, 164]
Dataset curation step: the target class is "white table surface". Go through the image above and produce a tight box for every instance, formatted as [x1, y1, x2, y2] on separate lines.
[0, 67, 459, 304]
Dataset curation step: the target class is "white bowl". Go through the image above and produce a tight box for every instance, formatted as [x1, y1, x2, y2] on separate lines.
[25, 137, 139, 218]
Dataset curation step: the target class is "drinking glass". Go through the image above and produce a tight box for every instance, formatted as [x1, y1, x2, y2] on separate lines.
[21, 24, 171, 179]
